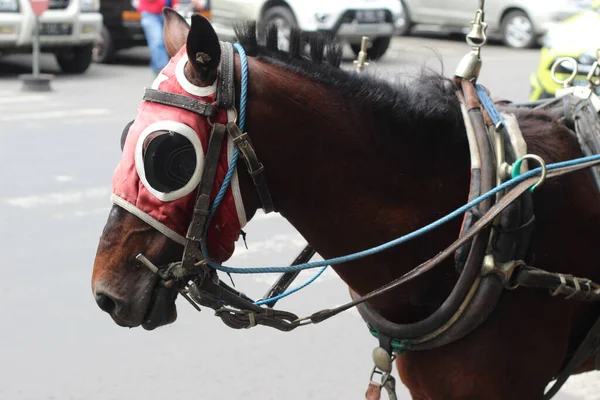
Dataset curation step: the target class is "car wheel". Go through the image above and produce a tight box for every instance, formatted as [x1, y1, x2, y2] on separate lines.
[55, 44, 94, 74]
[501, 10, 536, 49]
[395, 0, 411, 36]
[262, 6, 298, 51]
[93, 25, 116, 64]
[350, 37, 391, 61]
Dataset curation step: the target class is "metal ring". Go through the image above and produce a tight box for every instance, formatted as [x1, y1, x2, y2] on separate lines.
[511, 154, 547, 192]
[550, 57, 579, 88]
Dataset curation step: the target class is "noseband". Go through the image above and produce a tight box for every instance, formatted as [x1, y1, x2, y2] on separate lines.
[136, 42, 303, 331]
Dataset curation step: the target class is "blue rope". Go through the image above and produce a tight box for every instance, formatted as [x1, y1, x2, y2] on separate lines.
[201, 43, 249, 255]
[233, 43, 248, 131]
[253, 265, 329, 305]
[199, 42, 328, 303]
[475, 84, 505, 128]
[204, 153, 600, 274]
[207, 43, 249, 221]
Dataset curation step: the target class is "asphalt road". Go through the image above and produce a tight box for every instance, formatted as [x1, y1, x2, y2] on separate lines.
[0, 35, 598, 400]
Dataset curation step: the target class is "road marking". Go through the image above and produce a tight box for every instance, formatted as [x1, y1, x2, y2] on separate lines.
[51, 207, 109, 220]
[74, 207, 109, 217]
[5, 187, 110, 209]
[232, 233, 307, 258]
[0, 109, 111, 122]
[0, 94, 49, 104]
[252, 211, 280, 221]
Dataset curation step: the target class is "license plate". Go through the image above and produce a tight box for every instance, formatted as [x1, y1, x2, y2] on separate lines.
[355, 9, 386, 23]
[39, 23, 72, 36]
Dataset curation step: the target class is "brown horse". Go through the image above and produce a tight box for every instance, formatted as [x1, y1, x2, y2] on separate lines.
[91, 9, 600, 399]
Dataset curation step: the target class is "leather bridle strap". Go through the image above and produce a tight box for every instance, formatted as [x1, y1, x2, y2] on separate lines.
[143, 88, 217, 117]
[216, 42, 235, 108]
[178, 123, 227, 276]
[227, 121, 275, 213]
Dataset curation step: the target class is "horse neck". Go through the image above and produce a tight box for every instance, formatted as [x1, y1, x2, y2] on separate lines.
[243, 60, 472, 322]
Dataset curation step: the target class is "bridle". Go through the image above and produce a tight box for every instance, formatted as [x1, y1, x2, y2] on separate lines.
[135, 41, 307, 332]
[127, 29, 600, 400]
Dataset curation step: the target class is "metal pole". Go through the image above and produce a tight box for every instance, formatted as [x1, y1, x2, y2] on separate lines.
[32, 16, 40, 78]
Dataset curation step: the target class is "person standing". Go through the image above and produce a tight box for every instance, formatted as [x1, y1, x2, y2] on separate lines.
[137, 0, 176, 76]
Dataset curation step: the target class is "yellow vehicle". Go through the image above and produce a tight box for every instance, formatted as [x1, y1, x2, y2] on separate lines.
[529, 0, 600, 101]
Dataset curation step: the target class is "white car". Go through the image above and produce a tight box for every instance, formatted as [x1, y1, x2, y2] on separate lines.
[0, 0, 103, 73]
[210, 0, 401, 60]
[395, 0, 594, 49]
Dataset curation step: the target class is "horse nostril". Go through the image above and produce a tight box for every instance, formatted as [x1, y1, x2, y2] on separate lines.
[95, 293, 116, 314]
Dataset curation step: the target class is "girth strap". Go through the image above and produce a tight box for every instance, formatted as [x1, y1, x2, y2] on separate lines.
[216, 41, 235, 109]
[143, 88, 217, 117]
[226, 121, 275, 213]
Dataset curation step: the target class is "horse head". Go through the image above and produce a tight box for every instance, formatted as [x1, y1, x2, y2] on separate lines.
[91, 9, 262, 330]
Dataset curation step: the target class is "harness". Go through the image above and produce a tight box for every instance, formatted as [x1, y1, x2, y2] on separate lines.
[124, 9, 600, 400]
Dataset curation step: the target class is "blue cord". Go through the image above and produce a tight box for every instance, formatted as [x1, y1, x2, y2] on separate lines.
[475, 84, 505, 128]
[205, 153, 600, 274]
[254, 266, 328, 305]
[201, 43, 249, 255]
[207, 43, 248, 221]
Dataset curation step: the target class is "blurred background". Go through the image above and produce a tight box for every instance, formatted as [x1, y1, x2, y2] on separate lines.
[1, 0, 599, 399]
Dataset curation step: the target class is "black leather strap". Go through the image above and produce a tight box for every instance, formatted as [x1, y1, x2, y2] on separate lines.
[181, 123, 227, 271]
[216, 42, 235, 109]
[143, 88, 217, 117]
[544, 314, 600, 399]
[226, 121, 275, 213]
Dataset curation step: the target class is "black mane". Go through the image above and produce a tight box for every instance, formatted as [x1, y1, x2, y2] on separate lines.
[232, 22, 466, 141]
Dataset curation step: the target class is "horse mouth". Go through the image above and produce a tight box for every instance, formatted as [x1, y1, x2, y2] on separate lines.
[141, 284, 179, 330]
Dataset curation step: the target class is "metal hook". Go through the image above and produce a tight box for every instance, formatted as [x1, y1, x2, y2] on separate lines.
[510, 154, 547, 192]
[586, 60, 600, 88]
[551, 57, 579, 88]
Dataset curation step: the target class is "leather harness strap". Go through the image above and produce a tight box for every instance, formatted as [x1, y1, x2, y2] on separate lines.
[544, 314, 600, 399]
[143, 88, 217, 117]
[216, 42, 235, 109]
[179, 123, 227, 276]
[226, 121, 275, 213]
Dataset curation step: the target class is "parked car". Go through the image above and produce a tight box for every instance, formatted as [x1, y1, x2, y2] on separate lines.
[395, 0, 593, 49]
[92, 0, 146, 63]
[210, 0, 402, 60]
[93, 0, 211, 63]
[529, 0, 600, 100]
[0, 0, 103, 73]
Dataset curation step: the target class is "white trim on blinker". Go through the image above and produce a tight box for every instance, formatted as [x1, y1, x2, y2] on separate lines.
[134, 120, 205, 202]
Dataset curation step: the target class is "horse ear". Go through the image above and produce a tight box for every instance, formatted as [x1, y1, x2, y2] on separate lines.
[185, 14, 221, 85]
[163, 7, 190, 58]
